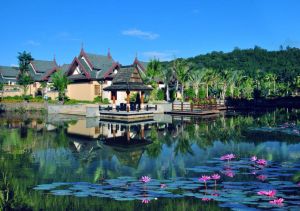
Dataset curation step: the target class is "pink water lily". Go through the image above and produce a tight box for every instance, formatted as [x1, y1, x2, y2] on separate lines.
[257, 190, 276, 198]
[269, 198, 284, 206]
[211, 174, 221, 180]
[223, 170, 234, 178]
[256, 159, 267, 166]
[142, 198, 150, 204]
[160, 184, 166, 188]
[202, 198, 212, 201]
[220, 153, 236, 161]
[140, 176, 151, 183]
[257, 175, 267, 181]
[199, 175, 211, 182]
[298, 182, 300, 187]
[250, 156, 257, 162]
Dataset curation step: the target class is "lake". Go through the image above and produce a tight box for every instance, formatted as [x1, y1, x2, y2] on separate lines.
[0, 109, 300, 210]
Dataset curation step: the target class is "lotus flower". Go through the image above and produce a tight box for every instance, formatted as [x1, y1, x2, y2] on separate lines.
[199, 175, 211, 190]
[250, 156, 257, 162]
[199, 175, 211, 182]
[257, 175, 267, 181]
[220, 153, 236, 161]
[142, 198, 150, 204]
[202, 198, 211, 201]
[160, 184, 166, 188]
[256, 159, 267, 166]
[269, 198, 284, 206]
[211, 174, 221, 180]
[140, 176, 151, 183]
[223, 170, 234, 178]
[257, 190, 276, 198]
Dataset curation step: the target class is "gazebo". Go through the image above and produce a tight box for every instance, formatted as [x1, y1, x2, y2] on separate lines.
[103, 65, 152, 111]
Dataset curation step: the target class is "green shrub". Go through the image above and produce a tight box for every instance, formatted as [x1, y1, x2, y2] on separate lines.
[102, 98, 110, 104]
[198, 87, 206, 99]
[156, 89, 164, 101]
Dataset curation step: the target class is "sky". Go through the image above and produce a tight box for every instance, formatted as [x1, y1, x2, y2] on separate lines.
[0, 0, 300, 66]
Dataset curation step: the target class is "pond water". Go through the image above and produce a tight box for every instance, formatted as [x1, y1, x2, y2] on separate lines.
[0, 109, 300, 210]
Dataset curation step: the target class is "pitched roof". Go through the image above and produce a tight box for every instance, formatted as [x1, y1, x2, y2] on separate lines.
[103, 66, 152, 91]
[31, 60, 57, 73]
[66, 49, 120, 82]
[29, 60, 57, 81]
[60, 64, 70, 74]
[0, 66, 19, 83]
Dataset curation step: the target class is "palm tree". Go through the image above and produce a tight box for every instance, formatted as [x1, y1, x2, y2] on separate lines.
[51, 70, 69, 103]
[264, 73, 277, 96]
[145, 58, 162, 87]
[161, 67, 173, 101]
[190, 69, 204, 98]
[218, 69, 236, 100]
[201, 68, 218, 98]
[172, 59, 192, 101]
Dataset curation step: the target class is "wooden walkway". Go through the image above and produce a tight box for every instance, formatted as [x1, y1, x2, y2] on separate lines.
[165, 102, 224, 116]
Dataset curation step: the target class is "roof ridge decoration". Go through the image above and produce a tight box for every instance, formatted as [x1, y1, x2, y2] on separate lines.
[79, 48, 94, 70]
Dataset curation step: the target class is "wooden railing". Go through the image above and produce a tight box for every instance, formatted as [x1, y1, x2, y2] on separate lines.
[172, 102, 218, 112]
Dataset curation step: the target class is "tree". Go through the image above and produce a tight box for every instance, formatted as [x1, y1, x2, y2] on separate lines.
[17, 51, 34, 98]
[201, 68, 218, 98]
[145, 58, 162, 87]
[161, 67, 173, 101]
[51, 70, 69, 103]
[173, 59, 192, 101]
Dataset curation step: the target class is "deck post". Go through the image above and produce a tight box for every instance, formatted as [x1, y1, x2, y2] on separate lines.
[172, 102, 174, 110]
[181, 102, 183, 111]
[191, 102, 193, 112]
[112, 92, 116, 110]
[141, 91, 144, 110]
[126, 90, 130, 112]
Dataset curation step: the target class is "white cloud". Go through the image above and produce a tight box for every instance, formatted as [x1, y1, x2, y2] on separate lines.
[56, 32, 80, 41]
[142, 50, 178, 61]
[122, 29, 159, 40]
[25, 40, 40, 46]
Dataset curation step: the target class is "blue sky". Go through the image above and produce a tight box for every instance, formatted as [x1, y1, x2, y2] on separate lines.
[0, 0, 299, 66]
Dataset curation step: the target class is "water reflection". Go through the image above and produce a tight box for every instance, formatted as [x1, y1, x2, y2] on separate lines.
[0, 109, 300, 210]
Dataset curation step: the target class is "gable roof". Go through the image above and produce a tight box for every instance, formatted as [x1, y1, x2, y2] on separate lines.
[66, 48, 120, 82]
[103, 65, 152, 91]
[0, 66, 19, 83]
[29, 60, 57, 81]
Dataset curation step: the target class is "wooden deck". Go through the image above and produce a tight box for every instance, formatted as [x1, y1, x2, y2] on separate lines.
[165, 109, 220, 116]
[100, 110, 154, 123]
[165, 102, 223, 116]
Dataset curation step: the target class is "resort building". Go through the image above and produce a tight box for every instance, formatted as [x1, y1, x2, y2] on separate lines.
[28, 59, 58, 97]
[64, 48, 121, 102]
[0, 65, 22, 97]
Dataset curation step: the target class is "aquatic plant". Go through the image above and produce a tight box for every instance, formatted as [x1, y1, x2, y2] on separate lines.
[140, 176, 151, 183]
[220, 153, 236, 161]
[269, 198, 284, 206]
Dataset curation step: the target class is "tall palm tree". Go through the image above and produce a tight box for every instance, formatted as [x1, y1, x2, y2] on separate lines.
[173, 59, 192, 101]
[145, 58, 162, 87]
[218, 69, 236, 100]
[190, 69, 205, 98]
[201, 68, 218, 98]
[161, 67, 173, 101]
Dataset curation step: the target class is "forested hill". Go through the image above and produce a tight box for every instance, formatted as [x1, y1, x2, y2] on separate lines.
[168, 46, 300, 81]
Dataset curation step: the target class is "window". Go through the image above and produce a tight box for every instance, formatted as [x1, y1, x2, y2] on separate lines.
[94, 85, 100, 95]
